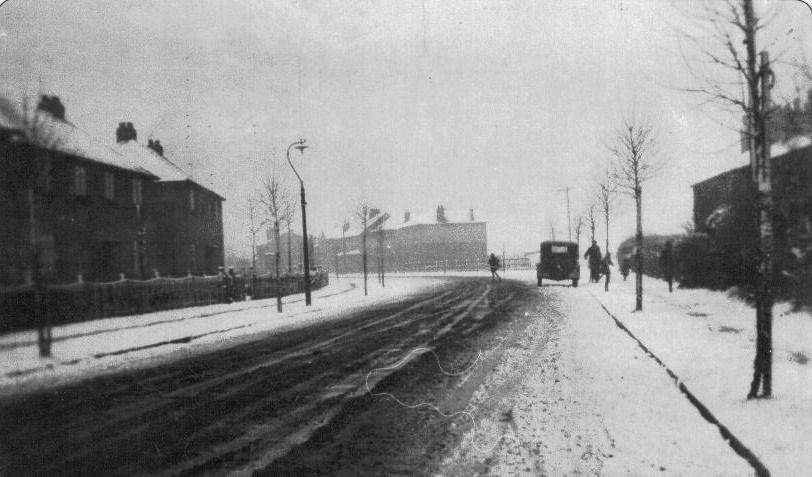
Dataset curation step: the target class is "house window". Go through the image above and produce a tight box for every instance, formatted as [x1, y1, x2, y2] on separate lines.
[104, 171, 115, 200]
[189, 188, 195, 211]
[73, 166, 87, 196]
[132, 178, 143, 205]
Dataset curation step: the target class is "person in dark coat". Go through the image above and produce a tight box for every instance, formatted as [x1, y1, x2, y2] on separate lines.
[584, 240, 602, 283]
[659, 240, 675, 292]
[601, 252, 614, 292]
[488, 253, 501, 282]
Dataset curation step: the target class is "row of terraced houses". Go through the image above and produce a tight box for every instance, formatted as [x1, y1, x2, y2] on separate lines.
[0, 95, 224, 285]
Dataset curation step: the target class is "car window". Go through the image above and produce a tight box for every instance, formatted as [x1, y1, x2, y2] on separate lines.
[551, 246, 569, 254]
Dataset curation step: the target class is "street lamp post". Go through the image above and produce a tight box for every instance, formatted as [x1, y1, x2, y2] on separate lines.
[286, 139, 312, 306]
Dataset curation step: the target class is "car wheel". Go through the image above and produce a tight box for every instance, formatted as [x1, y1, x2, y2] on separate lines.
[572, 278, 578, 288]
[538, 278, 542, 287]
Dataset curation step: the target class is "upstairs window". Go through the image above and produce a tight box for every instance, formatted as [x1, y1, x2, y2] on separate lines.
[132, 178, 143, 205]
[104, 171, 115, 200]
[189, 188, 195, 211]
[73, 166, 87, 196]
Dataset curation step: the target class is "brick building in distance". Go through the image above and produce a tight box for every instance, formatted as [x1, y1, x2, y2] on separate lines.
[316, 206, 488, 273]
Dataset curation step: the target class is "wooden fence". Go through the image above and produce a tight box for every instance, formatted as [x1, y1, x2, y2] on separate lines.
[0, 271, 329, 333]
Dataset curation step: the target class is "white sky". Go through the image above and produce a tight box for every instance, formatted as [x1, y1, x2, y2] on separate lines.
[2, 0, 811, 256]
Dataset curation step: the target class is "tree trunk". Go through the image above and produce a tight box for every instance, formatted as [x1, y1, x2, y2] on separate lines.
[379, 229, 385, 288]
[747, 47, 775, 399]
[275, 221, 282, 312]
[635, 186, 643, 312]
[605, 206, 610, 258]
[287, 222, 292, 274]
[362, 230, 368, 296]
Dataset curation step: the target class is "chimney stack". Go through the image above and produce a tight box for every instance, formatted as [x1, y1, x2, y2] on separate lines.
[147, 139, 164, 156]
[116, 122, 137, 143]
[37, 95, 66, 121]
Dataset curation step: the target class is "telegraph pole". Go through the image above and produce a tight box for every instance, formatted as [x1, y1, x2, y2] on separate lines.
[558, 186, 572, 240]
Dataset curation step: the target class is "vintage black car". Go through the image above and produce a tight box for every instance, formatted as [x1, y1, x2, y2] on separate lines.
[536, 240, 580, 287]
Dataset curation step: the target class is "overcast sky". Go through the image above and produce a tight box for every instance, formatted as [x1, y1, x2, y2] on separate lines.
[2, 0, 811, 256]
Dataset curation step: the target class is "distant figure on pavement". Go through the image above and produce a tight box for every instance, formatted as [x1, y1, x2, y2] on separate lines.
[488, 253, 501, 282]
[601, 252, 614, 292]
[227, 266, 237, 303]
[659, 240, 675, 293]
[584, 240, 603, 283]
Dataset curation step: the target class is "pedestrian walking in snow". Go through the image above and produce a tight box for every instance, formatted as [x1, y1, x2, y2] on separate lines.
[226, 267, 236, 303]
[659, 240, 675, 293]
[584, 240, 602, 283]
[601, 252, 614, 292]
[488, 253, 501, 282]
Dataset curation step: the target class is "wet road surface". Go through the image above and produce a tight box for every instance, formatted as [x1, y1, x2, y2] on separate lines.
[0, 277, 550, 476]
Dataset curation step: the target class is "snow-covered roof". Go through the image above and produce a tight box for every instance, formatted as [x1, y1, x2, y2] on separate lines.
[322, 208, 484, 238]
[0, 96, 153, 177]
[386, 208, 480, 229]
[113, 140, 189, 182]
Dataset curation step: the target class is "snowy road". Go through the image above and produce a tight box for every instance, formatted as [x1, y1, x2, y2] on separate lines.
[0, 278, 533, 475]
[0, 276, 757, 475]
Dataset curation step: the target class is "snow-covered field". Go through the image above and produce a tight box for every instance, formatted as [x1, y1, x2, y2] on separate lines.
[588, 272, 812, 476]
[0, 275, 447, 396]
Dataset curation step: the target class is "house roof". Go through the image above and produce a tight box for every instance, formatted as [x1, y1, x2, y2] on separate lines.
[113, 140, 226, 200]
[322, 207, 484, 239]
[0, 96, 154, 177]
[692, 143, 812, 189]
[113, 140, 189, 182]
[385, 208, 478, 229]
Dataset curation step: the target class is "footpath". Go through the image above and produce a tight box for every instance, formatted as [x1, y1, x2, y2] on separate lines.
[588, 273, 812, 476]
[440, 272, 752, 476]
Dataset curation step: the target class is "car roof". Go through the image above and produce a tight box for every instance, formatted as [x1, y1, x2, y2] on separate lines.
[540, 241, 578, 247]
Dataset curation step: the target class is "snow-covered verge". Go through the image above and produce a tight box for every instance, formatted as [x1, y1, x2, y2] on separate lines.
[589, 273, 812, 477]
[0, 276, 445, 397]
[440, 272, 753, 476]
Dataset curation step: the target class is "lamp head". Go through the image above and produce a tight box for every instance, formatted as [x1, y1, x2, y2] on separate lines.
[295, 139, 308, 154]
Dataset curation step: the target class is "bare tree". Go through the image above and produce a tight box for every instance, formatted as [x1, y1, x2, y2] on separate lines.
[354, 204, 373, 296]
[281, 193, 295, 273]
[595, 175, 616, 256]
[246, 193, 265, 275]
[674, 0, 781, 399]
[1, 95, 63, 357]
[259, 171, 287, 312]
[609, 116, 660, 312]
[338, 219, 350, 278]
[573, 214, 584, 251]
[586, 205, 597, 244]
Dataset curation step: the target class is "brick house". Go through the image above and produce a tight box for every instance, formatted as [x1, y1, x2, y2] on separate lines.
[691, 145, 812, 287]
[0, 96, 158, 284]
[0, 95, 226, 284]
[114, 123, 225, 277]
[692, 145, 812, 237]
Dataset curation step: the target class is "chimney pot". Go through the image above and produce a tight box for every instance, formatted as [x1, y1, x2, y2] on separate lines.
[37, 95, 66, 121]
